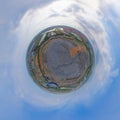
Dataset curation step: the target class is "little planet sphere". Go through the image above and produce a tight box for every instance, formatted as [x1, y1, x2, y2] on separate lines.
[26, 26, 94, 93]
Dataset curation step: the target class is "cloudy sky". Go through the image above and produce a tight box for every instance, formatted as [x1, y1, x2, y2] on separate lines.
[0, 0, 120, 120]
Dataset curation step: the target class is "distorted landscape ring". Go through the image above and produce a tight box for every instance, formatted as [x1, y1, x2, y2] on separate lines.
[26, 26, 94, 93]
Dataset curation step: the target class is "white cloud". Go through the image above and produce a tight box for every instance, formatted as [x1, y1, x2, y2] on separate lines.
[12, 0, 118, 108]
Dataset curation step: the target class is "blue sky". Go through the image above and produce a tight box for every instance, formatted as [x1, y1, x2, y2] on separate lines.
[0, 0, 120, 120]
